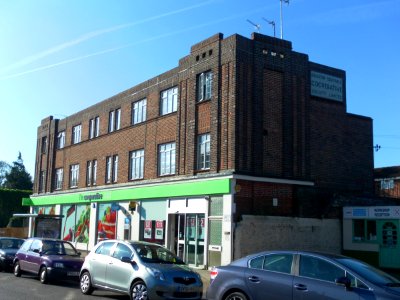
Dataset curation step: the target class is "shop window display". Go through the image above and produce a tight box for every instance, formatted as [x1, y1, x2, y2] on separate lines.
[61, 204, 90, 243]
[97, 203, 117, 241]
[140, 220, 166, 245]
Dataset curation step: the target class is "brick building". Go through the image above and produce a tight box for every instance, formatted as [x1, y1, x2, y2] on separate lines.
[374, 166, 400, 199]
[25, 32, 373, 268]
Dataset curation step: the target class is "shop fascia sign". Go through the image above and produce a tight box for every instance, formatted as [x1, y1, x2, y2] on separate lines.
[343, 206, 400, 219]
[79, 192, 103, 202]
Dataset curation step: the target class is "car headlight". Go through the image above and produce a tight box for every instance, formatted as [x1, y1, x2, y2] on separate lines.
[54, 262, 64, 268]
[146, 267, 165, 281]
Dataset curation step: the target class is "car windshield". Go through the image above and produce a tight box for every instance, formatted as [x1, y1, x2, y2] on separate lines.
[132, 243, 185, 265]
[338, 258, 400, 286]
[0, 239, 24, 249]
[42, 241, 79, 256]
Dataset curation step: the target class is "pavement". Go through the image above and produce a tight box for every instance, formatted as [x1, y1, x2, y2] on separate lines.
[193, 268, 211, 297]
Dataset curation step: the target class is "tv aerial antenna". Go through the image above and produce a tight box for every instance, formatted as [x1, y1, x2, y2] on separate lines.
[280, 0, 290, 39]
[262, 17, 276, 37]
[247, 19, 261, 33]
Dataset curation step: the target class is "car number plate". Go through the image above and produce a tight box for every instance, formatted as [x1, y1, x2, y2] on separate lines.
[67, 272, 79, 276]
[177, 286, 197, 292]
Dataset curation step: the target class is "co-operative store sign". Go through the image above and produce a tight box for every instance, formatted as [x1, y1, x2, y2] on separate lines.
[311, 71, 343, 102]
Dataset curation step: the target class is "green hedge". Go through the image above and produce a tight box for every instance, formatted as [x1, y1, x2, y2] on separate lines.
[0, 189, 31, 227]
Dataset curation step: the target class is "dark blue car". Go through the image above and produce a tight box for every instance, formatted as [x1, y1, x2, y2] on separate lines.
[13, 238, 83, 284]
[207, 250, 400, 300]
[0, 237, 24, 271]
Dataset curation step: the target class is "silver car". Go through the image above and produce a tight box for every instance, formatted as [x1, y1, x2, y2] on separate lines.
[79, 240, 203, 300]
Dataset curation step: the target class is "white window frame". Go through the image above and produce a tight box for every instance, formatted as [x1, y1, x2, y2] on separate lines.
[130, 149, 144, 180]
[89, 116, 100, 139]
[132, 99, 147, 125]
[39, 171, 45, 192]
[381, 179, 394, 190]
[55, 168, 63, 190]
[57, 131, 65, 149]
[70, 164, 79, 188]
[158, 142, 176, 176]
[105, 155, 118, 183]
[197, 133, 211, 170]
[197, 71, 213, 101]
[72, 125, 82, 144]
[160, 87, 178, 115]
[109, 109, 121, 133]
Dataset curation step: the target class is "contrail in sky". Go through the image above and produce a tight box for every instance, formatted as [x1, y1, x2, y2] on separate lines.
[0, 0, 215, 74]
[0, 4, 277, 81]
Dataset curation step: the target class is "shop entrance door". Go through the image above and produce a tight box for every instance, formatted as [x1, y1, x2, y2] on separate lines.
[172, 213, 205, 268]
[378, 220, 400, 268]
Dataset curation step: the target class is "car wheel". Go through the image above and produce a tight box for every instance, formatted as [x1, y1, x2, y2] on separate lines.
[39, 266, 48, 284]
[130, 280, 148, 300]
[224, 291, 248, 300]
[80, 271, 94, 295]
[14, 261, 21, 277]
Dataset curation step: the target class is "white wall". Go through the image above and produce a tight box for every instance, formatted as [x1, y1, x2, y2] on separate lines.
[234, 215, 341, 260]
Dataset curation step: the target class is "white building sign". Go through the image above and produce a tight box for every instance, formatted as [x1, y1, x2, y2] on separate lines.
[343, 206, 400, 219]
[311, 71, 343, 102]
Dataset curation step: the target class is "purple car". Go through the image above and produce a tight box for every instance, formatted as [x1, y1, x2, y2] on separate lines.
[13, 238, 84, 284]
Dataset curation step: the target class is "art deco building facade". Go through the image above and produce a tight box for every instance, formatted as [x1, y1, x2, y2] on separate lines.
[26, 33, 373, 267]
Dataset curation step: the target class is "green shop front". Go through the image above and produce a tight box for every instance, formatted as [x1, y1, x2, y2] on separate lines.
[343, 206, 400, 269]
[23, 178, 234, 269]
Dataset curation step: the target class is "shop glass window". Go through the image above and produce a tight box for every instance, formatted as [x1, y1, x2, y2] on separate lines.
[57, 131, 65, 149]
[70, 164, 79, 188]
[97, 203, 118, 241]
[108, 108, 121, 132]
[130, 149, 144, 180]
[89, 116, 100, 139]
[140, 220, 166, 245]
[160, 87, 178, 115]
[61, 204, 90, 243]
[197, 71, 213, 101]
[55, 168, 63, 190]
[158, 142, 176, 176]
[72, 124, 82, 144]
[132, 98, 147, 125]
[353, 219, 377, 242]
[197, 133, 210, 170]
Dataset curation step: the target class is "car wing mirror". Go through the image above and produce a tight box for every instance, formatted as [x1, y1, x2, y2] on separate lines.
[121, 256, 137, 266]
[335, 276, 352, 290]
[33, 249, 40, 254]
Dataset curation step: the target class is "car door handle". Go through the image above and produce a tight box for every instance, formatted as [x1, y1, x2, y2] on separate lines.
[294, 283, 308, 291]
[248, 276, 260, 283]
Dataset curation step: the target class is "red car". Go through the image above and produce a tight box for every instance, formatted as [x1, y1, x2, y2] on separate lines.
[13, 238, 83, 284]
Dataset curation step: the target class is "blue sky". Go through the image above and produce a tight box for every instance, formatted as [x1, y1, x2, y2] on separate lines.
[0, 0, 399, 177]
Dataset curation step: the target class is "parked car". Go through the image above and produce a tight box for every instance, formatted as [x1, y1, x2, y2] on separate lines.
[13, 237, 83, 283]
[79, 240, 203, 300]
[0, 237, 24, 271]
[207, 250, 400, 300]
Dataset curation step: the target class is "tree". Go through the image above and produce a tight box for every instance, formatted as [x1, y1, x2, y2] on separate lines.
[0, 160, 10, 187]
[3, 152, 33, 190]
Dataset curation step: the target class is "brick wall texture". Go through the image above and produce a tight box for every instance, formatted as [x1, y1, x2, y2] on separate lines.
[34, 32, 374, 218]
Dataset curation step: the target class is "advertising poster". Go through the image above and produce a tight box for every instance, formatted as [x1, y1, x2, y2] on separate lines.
[61, 205, 90, 243]
[198, 217, 205, 240]
[35, 206, 56, 215]
[155, 221, 164, 240]
[187, 216, 196, 239]
[144, 220, 152, 239]
[97, 203, 117, 240]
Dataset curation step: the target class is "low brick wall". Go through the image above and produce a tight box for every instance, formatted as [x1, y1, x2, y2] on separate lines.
[234, 215, 341, 259]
